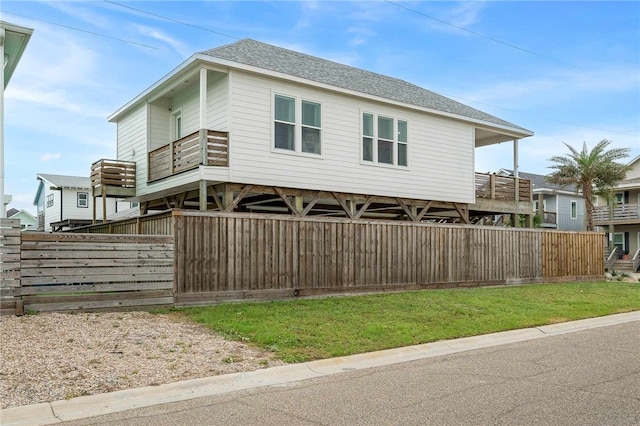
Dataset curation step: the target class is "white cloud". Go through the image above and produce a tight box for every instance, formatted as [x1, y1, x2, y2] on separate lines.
[132, 24, 189, 57]
[38, 153, 61, 162]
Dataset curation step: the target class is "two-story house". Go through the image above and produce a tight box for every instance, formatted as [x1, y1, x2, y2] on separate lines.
[593, 155, 640, 271]
[93, 39, 534, 224]
[497, 169, 585, 231]
[34, 173, 137, 232]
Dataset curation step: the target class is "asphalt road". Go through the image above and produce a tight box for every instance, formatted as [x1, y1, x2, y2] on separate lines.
[60, 320, 640, 426]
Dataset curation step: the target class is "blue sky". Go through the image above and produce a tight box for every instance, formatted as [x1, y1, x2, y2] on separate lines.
[3, 1, 639, 214]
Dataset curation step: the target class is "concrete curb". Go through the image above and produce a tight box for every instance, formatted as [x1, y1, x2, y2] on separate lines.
[2, 311, 639, 425]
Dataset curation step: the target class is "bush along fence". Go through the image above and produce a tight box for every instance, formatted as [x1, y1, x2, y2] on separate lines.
[0, 212, 605, 315]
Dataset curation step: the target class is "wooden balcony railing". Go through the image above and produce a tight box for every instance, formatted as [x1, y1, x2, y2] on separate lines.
[475, 173, 532, 202]
[541, 211, 557, 224]
[593, 203, 640, 223]
[148, 130, 229, 182]
[90, 159, 136, 197]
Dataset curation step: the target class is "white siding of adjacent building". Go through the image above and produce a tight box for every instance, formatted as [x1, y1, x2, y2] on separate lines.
[41, 184, 132, 231]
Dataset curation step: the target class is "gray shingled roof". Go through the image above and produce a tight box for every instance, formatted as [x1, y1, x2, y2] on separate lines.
[500, 170, 576, 192]
[200, 39, 530, 133]
[38, 174, 90, 189]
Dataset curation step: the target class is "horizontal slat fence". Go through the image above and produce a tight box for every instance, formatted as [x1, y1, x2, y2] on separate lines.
[19, 233, 174, 313]
[173, 212, 604, 306]
[0, 219, 21, 315]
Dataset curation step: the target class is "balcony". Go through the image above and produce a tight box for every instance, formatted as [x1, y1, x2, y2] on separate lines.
[148, 130, 229, 182]
[593, 203, 640, 225]
[90, 159, 136, 197]
[474, 172, 532, 202]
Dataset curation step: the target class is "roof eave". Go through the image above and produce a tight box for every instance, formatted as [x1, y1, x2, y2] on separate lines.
[108, 55, 205, 122]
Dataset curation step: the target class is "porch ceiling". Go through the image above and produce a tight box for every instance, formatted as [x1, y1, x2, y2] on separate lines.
[475, 128, 522, 147]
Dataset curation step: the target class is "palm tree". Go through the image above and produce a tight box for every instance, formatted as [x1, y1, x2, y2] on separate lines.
[546, 139, 630, 232]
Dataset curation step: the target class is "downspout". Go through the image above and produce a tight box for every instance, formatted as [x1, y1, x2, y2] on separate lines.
[59, 187, 63, 229]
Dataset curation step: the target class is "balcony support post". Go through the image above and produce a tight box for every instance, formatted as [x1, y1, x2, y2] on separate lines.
[513, 138, 520, 228]
[199, 68, 208, 166]
[199, 180, 207, 211]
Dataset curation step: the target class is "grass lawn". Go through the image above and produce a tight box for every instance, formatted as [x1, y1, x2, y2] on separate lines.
[166, 281, 640, 363]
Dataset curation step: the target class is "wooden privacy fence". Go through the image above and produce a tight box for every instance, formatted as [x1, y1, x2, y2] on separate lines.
[0, 219, 22, 315]
[1, 212, 605, 314]
[13, 232, 174, 314]
[172, 211, 604, 306]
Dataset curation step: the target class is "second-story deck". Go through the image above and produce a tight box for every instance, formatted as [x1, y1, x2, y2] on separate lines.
[91, 132, 532, 224]
[593, 204, 640, 225]
[148, 130, 229, 181]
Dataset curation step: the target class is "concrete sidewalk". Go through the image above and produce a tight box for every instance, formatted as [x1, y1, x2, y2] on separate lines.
[2, 311, 639, 426]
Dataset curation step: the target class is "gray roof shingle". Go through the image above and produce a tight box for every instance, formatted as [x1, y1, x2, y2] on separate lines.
[38, 174, 90, 189]
[200, 39, 530, 133]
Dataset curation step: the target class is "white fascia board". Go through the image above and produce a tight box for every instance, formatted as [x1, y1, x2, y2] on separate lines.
[192, 54, 534, 140]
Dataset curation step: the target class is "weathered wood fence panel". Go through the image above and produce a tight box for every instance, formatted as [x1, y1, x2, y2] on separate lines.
[173, 212, 603, 306]
[19, 233, 174, 313]
[0, 219, 21, 315]
[71, 211, 174, 235]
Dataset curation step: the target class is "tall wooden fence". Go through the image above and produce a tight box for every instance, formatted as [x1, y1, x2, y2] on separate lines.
[1, 212, 605, 314]
[172, 211, 604, 306]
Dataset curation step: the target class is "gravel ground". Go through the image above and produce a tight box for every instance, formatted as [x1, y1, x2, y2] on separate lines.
[0, 311, 284, 409]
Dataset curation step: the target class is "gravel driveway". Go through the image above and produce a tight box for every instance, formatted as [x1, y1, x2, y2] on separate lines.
[0, 311, 284, 409]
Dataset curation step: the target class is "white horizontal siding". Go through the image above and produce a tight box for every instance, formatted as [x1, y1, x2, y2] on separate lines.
[227, 71, 474, 203]
[206, 72, 229, 130]
[117, 105, 148, 196]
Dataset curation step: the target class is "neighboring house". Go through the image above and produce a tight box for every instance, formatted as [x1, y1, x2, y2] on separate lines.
[593, 156, 640, 268]
[34, 173, 137, 232]
[95, 39, 534, 223]
[1, 21, 33, 218]
[6, 207, 37, 230]
[497, 169, 585, 231]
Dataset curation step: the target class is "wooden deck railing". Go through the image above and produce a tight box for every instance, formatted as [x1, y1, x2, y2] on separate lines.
[148, 130, 229, 182]
[475, 173, 532, 202]
[541, 211, 557, 224]
[593, 203, 640, 223]
[91, 159, 136, 194]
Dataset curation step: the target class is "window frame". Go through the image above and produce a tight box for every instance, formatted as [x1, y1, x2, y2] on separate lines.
[171, 109, 183, 141]
[77, 192, 89, 208]
[46, 194, 54, 208]
[360, 111, 408, 168]
[272, 93, 323, 156]
[570, 200, 577, 219]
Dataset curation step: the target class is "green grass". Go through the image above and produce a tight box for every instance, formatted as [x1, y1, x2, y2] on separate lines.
[163, 282, 640, 363]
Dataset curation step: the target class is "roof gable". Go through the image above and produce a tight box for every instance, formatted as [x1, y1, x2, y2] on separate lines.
[200, 39, 531, 135]
[37, 174, 90, 189]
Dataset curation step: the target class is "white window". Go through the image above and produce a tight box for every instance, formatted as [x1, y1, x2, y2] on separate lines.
[615, 192, 624, 204]
[172, 110, 182, 140]
[46, 194, 54, 208]
[274, 94, 321, 155]
[362, 112, 407, 167]
[613, 233, 625, 253]
[533, 199, 547, 212]
[570, 200, 577, 219]
[77, 192, 89, 208]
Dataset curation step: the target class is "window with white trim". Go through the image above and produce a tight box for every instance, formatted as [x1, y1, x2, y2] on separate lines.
[570, 200, 577, 219]
[362, 112, 407, 166]
[172, 110, 182, 140]
[274, 94, 322, 155]
[46, 194, 54, 208]
[78, 192, 89, 208]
